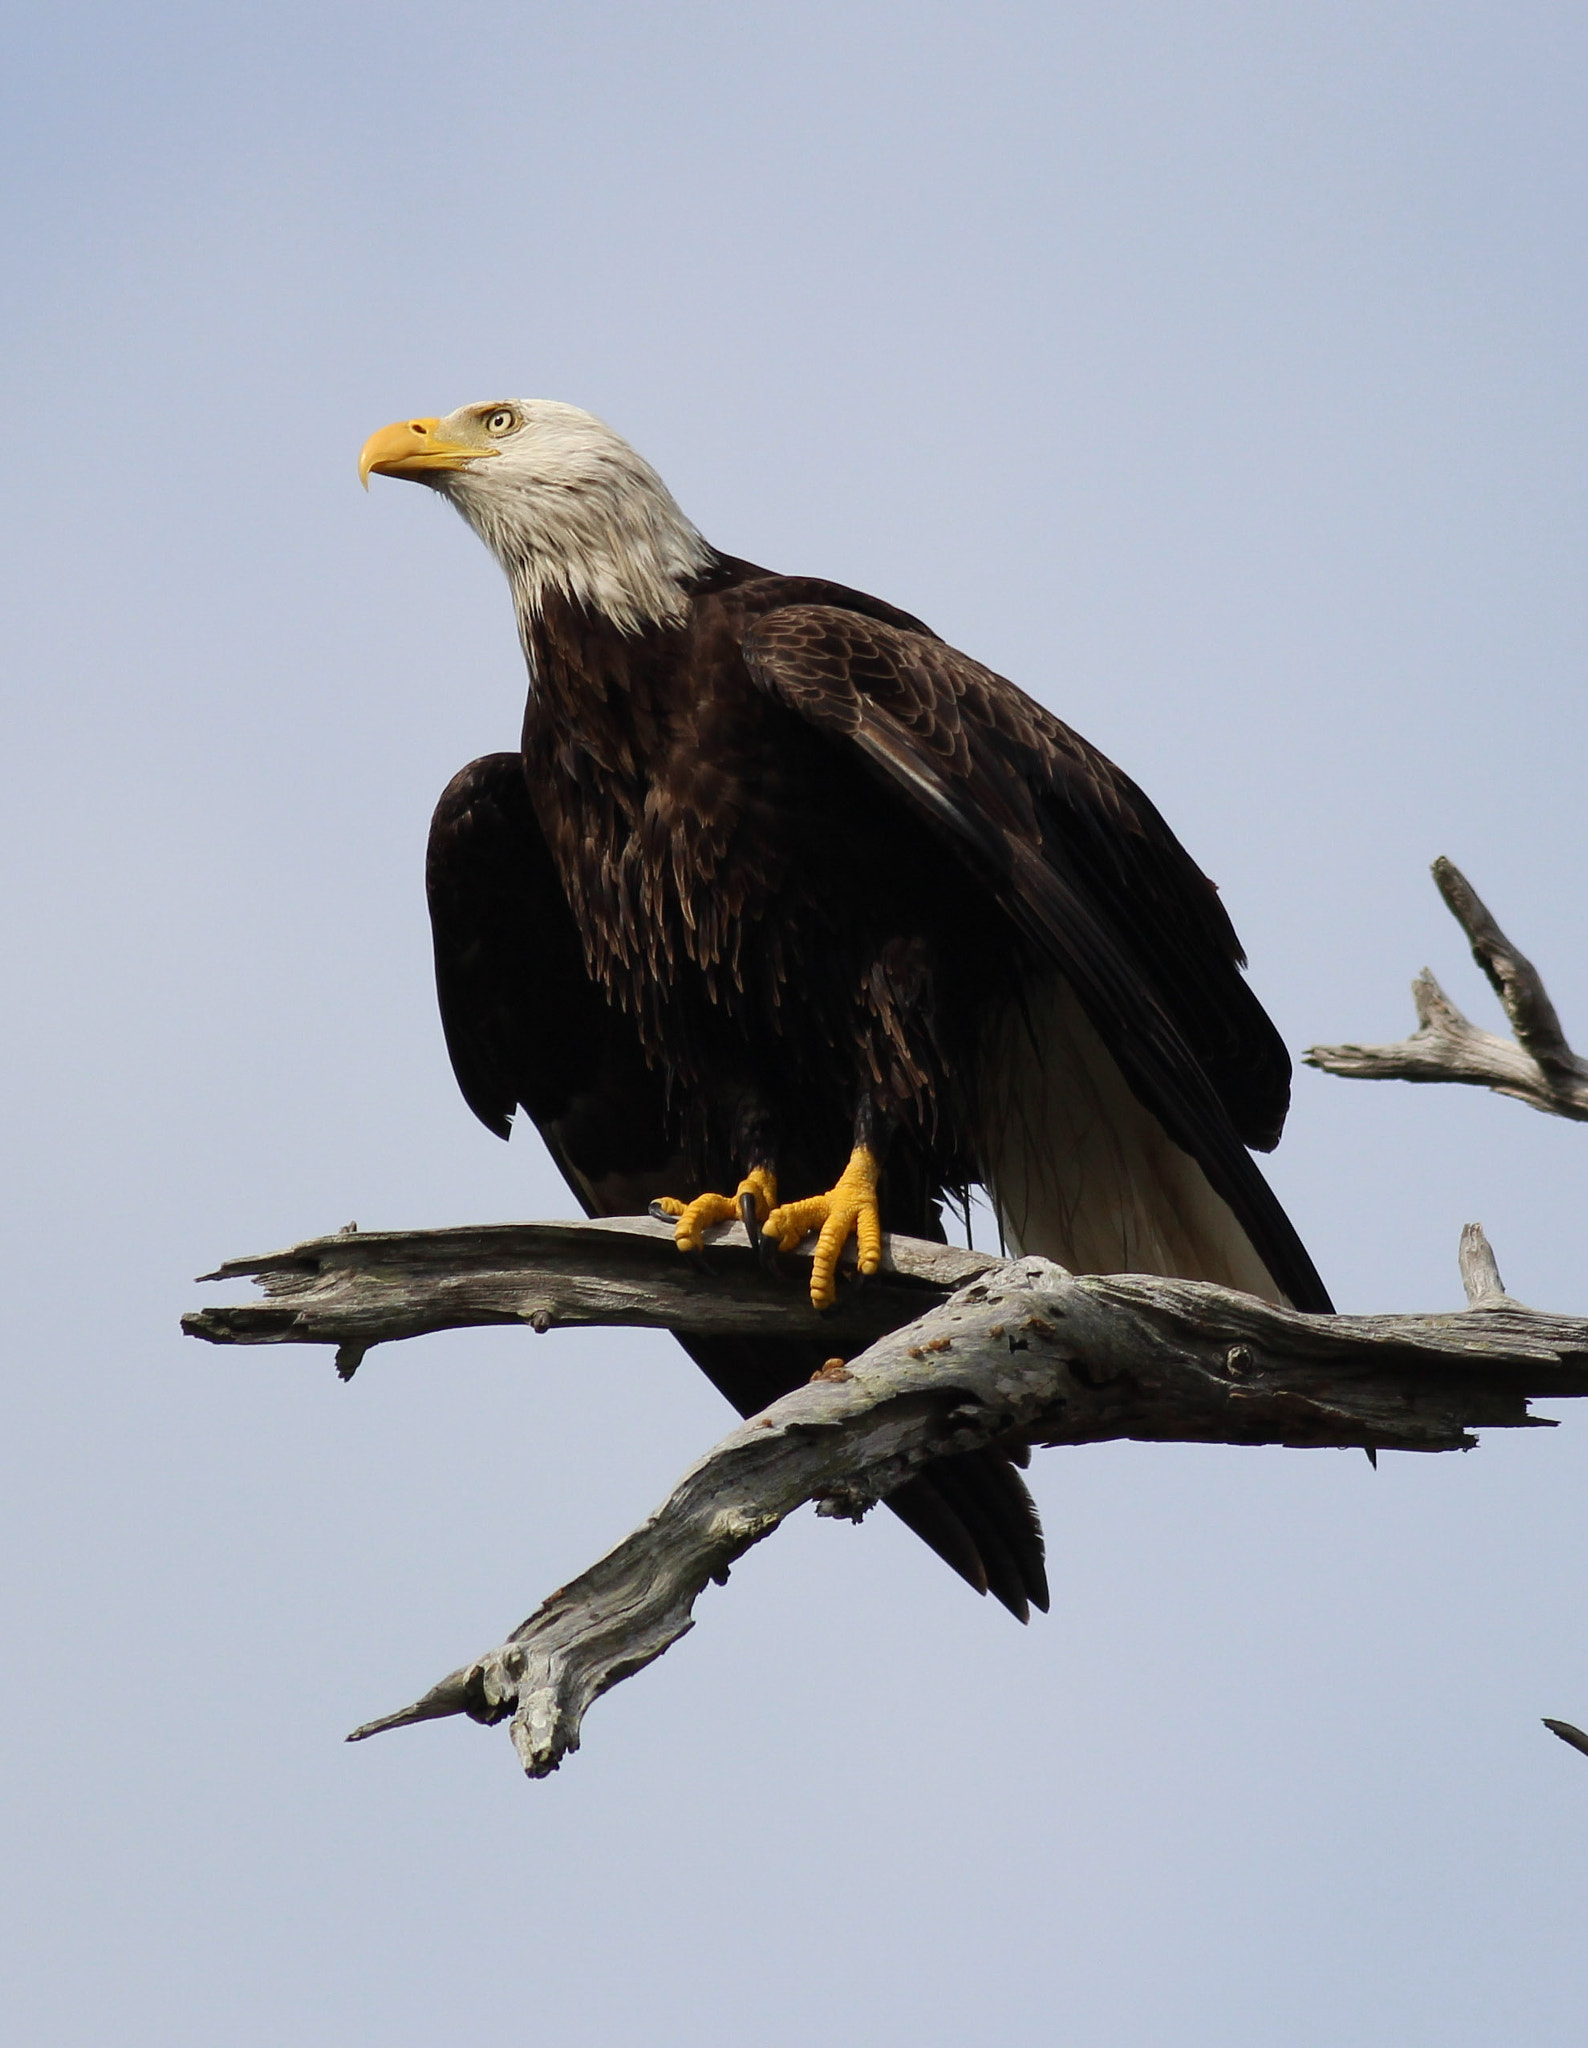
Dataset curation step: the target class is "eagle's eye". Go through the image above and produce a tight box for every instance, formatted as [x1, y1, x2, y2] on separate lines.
[482, 407, 518, 436]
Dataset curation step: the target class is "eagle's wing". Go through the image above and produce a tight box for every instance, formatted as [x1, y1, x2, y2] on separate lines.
[426, 753, 1049, 1619]
[740, 607, 1332, 1314]
[426, 753, 682, 1211]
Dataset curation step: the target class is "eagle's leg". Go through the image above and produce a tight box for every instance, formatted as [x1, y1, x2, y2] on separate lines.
[650, 1094, 781, 1252]
[764, 1140, 884, 1312]
[652, 1167, 778, 1254]
[761, 933, 942, 1306]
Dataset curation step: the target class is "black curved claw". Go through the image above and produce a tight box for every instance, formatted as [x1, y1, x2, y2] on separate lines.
[739, 1190, 763, 1246]
[647, 1199, 676, 1224]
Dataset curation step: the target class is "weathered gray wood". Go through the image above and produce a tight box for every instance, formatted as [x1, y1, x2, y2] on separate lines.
[1544, 1718, 1588, 1760]
[212, 1226, 1588, 1781]
[1458, 1222, 1519, 1308]
[184, 1213, 998, 1378]
[1306, 857, 1588, 1120]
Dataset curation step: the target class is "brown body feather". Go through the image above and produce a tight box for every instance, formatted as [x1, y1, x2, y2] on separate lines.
[506, 555, 1327, 1309]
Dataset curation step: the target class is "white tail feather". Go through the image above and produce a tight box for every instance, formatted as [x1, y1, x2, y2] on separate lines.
[978, 975, 1287, 1305]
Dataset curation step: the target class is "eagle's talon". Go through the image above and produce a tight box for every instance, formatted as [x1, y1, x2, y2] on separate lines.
[763, 1144, 883, 1311]
[658, 1168, 777, 1255]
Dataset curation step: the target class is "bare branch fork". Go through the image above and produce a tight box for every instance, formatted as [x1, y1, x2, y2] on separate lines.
[186, 1214, 1588, 1780]
[1306, 856, 1588, 1119]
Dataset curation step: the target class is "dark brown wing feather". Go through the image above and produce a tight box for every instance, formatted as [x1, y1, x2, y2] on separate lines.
[426, 753, 1048, 1619]
[739, 606, 1331, 1314]
[427, 754, 679, 1209]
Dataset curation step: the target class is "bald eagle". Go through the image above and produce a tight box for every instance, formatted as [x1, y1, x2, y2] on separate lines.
[362, 398, 1331, 1622]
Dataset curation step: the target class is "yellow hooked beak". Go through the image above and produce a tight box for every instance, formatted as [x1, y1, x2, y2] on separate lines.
[358, 416, 496, 489]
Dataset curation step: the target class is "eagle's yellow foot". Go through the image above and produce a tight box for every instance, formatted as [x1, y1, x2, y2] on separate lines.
[764, 1145, 883, 1311]
[652, 1167, 778, 1254]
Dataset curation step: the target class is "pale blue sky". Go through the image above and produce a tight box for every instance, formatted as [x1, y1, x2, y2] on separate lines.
[4, 4, 1588, 2042]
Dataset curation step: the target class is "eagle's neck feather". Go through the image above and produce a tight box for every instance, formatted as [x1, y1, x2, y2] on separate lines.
[452, 425, 716, 641]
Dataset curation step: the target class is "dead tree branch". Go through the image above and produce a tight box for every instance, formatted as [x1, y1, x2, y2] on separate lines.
[1544, 1718, 1588, 1760]
[183, 1213, 996, 1378]
[1306, 857, 1588, 1119]
[186, 1219, 1588, 1780]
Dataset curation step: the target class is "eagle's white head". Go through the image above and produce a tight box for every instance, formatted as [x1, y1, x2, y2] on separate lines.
[360, 398, 714, 636]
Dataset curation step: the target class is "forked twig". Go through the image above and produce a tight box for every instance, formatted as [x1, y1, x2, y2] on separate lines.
[1306, 858, 1588, 1119]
